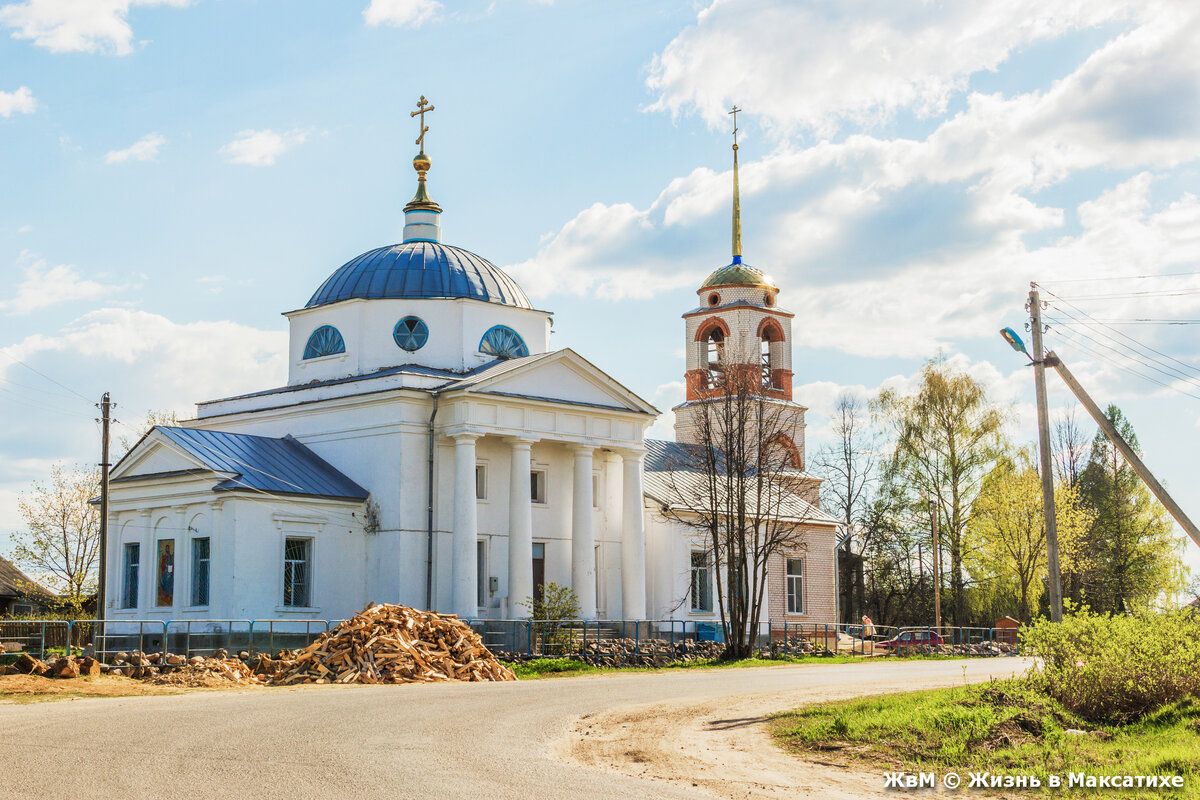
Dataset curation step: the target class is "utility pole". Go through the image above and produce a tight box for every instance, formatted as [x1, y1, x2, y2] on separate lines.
[930, 497, 942, 631]
[97, 393, 112, 623]
[1029, 286, 1063, 622]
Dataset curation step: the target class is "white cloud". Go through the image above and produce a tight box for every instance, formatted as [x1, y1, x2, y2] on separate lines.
[104, 131, 164, 164]
[515, 3, 1200, 360]
[219, 129, 308, 167]
[0, 0, 190, 56]
[646, 0, 1142, 136]
[0, 85, 36, 117]
[16, 224, 33, 234]
[0, 307, 287, 404]
[363, 0, 441, 28]
[645, 381, 685, 441]
[0, 253, 121, 314]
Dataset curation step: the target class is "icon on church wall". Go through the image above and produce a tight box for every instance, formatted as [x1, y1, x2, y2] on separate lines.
[157, 539, 175, 607]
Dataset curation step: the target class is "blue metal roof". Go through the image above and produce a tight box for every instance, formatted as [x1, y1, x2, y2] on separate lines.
[306, 241, 533, 310]
[156, 427, 369, 501]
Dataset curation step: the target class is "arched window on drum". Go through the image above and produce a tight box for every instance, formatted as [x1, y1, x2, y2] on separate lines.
[303, 325, 346, 360]
[479, 325, 529, 359]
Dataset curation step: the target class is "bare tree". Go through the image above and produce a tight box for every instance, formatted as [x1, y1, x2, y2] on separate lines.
[660, 368, 814, 659]
[1052, 405, 1089, 487]
[813, 391, 878, 528]
[11, 463, 100, 613]
[811, 391, 878, 624]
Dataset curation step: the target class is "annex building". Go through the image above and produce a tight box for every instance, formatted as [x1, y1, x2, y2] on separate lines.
[104, 100, 838, 629]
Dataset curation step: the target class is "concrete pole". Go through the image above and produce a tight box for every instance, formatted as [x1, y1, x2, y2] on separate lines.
[1048, 351, 1200, 551]
[507, 438, 535, 618]
[451, 433, 480, 619]
[1029, 287, 1064, 622]
[571, 445, 597, 619]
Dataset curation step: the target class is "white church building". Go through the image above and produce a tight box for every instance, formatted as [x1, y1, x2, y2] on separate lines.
[104, 105, 838, 629]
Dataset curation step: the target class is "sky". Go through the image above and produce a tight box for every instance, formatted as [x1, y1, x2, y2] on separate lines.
[1, 0, 1199, 576]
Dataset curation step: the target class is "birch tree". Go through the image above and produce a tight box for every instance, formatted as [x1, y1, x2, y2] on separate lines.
[11, 463, 100, 612]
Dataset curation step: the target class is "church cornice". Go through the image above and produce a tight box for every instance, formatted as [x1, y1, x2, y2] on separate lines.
[682, 302, 795, 320]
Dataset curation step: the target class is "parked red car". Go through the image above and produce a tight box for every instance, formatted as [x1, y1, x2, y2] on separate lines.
[876, 630, 944, 651]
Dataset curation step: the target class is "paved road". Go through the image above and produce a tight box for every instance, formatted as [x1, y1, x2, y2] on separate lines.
[1, 658, 1029, 799]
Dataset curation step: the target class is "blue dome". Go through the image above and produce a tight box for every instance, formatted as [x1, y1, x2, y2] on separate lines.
[306, 241, 532, 309]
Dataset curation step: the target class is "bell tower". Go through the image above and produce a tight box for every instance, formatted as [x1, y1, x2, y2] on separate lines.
[673, 107, 803, 461]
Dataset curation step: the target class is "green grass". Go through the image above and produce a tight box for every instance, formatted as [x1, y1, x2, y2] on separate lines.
[506, 653, 949, 680]
[771, 678, 1200, 798]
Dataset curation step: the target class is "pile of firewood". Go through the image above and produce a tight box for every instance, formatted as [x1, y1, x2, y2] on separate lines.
[266, 603, 516, 685]
[149, 656, 264, 687]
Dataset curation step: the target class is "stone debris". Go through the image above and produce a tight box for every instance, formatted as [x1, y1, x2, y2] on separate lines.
[558, 637, 726, 668]
[265, 603, 517, 685]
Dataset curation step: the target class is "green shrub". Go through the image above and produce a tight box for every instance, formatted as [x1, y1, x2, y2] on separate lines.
[1022, 607, 1200, 723]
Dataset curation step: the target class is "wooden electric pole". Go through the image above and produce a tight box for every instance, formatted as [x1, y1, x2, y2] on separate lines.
[1029, 287, 1063, 622]
[930, 497, 941, 631]
[96, 392, 112, 622]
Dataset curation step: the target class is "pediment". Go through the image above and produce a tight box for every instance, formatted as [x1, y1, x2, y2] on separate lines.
[456, 350, 657, 415]
[110, 430, 217, 482]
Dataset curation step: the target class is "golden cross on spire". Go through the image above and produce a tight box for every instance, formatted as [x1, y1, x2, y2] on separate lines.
[728, 104, 741, 147]
[411, 95, 435, 149]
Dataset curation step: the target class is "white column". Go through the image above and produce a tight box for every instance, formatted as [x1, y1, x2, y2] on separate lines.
[621, 452, 648, 619]
[451, 433, 480, 619]
[508, 438, 535, 618]
[571, 445, 597, 619]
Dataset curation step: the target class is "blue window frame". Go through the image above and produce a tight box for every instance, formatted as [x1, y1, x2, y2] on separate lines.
[191, 537, 210, 606]
[479, 325, 529, 359]
[303, 325, 346, 359]
[393, 316, 429, 351]
[122, 543, 139, 609]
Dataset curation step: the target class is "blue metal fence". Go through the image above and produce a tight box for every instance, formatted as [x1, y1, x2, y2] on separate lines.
[0, 617, 1021, 664]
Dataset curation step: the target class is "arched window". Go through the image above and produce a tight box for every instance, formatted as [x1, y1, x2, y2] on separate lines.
[696, 319, 729, 373]
[303, 325, 346, 359]
[393, 316, 429, 351]
[479, 325, 529, 359]
[759, 319, 784, 388]
[706, 328, 725, 371]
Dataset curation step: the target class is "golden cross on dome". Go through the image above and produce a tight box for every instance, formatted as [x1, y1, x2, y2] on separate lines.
[411, 95, 435, 149]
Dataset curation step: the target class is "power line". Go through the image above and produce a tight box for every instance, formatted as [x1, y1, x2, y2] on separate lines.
[1049, 288, 1200, 301]
[1038, 269, 1200, 284]
[1045, 316, 1200, 393]
[1040, 286, 1200, 380]
[1046, 326, 1200, 402]
[0, 351, 94, 404]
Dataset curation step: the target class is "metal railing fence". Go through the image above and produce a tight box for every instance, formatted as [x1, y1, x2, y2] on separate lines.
[1, 617, 1021, 664]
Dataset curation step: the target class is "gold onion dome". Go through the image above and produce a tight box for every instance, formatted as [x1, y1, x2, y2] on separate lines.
[700, 262, 778, 291]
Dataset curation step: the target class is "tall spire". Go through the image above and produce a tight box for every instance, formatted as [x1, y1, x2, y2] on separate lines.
[729, 104, 742, 264]
[403, 94, 442, 243]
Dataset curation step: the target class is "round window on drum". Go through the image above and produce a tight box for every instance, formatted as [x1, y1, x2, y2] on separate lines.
[394, 316, 429, 351]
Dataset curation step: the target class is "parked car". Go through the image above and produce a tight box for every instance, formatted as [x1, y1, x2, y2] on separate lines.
[876, 630, 943, 651]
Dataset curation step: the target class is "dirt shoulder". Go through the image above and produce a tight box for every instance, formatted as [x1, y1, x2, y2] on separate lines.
[0, 674, 259, 703]
[557, 666, 1008, 799]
